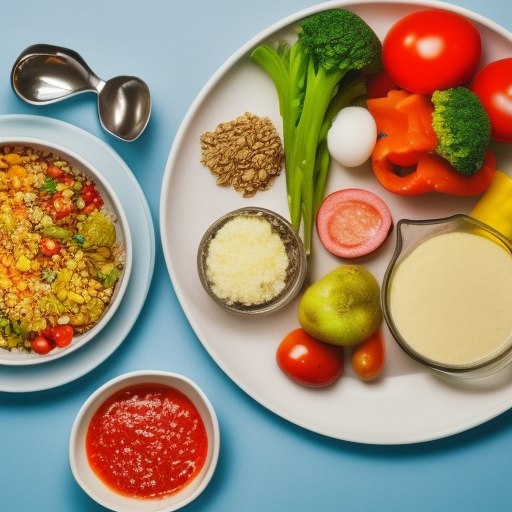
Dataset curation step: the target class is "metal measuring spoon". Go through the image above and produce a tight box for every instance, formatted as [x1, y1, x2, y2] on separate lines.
[11, 44, 151, 141]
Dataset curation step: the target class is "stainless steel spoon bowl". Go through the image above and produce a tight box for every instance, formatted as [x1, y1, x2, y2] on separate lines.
[11, 44, 151, 141]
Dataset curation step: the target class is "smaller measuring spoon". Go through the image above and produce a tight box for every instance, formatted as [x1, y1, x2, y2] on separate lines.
[11, 44, 151, 141]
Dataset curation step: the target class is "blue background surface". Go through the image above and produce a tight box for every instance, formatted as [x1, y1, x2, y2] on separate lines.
[1, 0, 512, 511]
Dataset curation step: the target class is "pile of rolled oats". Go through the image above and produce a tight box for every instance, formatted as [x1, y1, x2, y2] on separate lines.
[200, 112, 284, 197]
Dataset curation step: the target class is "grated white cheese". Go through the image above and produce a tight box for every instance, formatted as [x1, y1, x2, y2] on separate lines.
[206, 215, 289, 306]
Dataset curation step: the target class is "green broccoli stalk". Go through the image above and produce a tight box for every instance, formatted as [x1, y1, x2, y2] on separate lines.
[251, 9, 382, 255]
[431, 87, 491, 176]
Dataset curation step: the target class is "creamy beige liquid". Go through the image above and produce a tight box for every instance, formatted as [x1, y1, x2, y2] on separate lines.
[389, 231, 512, 367]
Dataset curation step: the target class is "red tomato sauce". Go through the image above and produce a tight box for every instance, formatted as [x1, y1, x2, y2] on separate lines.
[86, 383, 208, 499]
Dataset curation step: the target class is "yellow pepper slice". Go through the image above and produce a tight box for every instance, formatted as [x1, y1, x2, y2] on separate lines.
[470, 170, 512, 240]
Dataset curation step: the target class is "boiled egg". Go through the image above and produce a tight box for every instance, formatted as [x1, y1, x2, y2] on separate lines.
[327, 106, 377, 167]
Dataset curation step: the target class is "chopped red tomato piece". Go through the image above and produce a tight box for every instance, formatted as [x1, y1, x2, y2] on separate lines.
[47, 165, 64, 179]
[40, 237, 61, 256]
[53, 194, 75, 220]
[81, 184, 104, 212]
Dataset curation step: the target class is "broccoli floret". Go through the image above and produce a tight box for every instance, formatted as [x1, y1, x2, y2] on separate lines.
[251, 9, 381, 255]
[298, 10, 382, 76]
[431, 87, 491, 176]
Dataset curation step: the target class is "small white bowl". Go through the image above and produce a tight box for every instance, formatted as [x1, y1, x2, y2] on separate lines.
[69, 370, 220, 512]
[0, 137, 132, 366]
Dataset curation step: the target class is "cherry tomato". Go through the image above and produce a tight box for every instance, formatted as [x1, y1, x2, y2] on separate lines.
[382, 10, 481, 95]
[47, 165, 63, 179]
[40, 237, 61, 256]
[81, 184, 102, 204]
[52, 193, 75, 220]
[81, 184, 104, 212]
[470, 58, 512, 144]
[351, 330, 385, 380]
[51, 325, 74, 348]
[276, 328, 345, 387]
[31, 335, 52, 355]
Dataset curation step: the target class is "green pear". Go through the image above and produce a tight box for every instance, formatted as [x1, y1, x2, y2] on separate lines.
[298, 265, 382, 346]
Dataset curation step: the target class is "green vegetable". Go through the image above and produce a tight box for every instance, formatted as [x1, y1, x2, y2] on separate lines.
[42, 226, 73, 240]
[99, 267, 121, 288]
[41, 270, 57, 283]
[77, 210, 116, 249]
[251, 9, 382, 255]
[431, 86, 491, 176]
[41, 176, 58, 194]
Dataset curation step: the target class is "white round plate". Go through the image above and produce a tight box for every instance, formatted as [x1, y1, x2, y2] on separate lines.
[160, 0, 512, 444]
[0, 115, 155, 392]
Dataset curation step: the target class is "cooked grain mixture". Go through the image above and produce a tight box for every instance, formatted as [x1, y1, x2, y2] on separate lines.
[205, 215, 289, 306]
[0, 145, 125, 354]
[200, 112, 284, 197]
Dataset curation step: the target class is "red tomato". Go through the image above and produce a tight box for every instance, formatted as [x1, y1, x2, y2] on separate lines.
[31, 335, 53, 355]
[81, 184, 104, 212]
[81, 184, 101, 204]
[51, 325, 74, 348]
[351, 330, 385, 380]
[470, 58, 512, 144]
[276, 328, 344, 387]
[47, 165, 63, 179]
[52, 193, 75, 220]
[382, 10, 481, 95]
[365, 71, 398, 100]
[40, 237, 61, 256]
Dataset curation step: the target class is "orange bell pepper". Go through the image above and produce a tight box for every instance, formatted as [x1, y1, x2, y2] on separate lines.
[367, 89, 496, 196]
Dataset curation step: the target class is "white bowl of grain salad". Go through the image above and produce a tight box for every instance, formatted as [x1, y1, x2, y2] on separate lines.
[0, 138, 132, 365]
[197, 207, 307, 315]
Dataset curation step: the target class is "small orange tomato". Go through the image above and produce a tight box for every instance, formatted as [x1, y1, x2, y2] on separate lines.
[276, 328, 345, 387]
[351, 329, 385, 380]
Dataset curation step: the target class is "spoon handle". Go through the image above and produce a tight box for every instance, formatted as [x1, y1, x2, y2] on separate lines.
[11, 44, 103, 104]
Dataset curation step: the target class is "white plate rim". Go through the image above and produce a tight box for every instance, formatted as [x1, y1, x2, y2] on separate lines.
[0, 114, 155, 392]
[160, 0, 512, 444]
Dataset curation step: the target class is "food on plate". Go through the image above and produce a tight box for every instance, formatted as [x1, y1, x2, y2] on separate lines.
[386, 229, 512, 368]
[200, 112, 284, 197]
[431, 87, 491, 176]
[316, 188, 392, 258]
[298, 265, 382, 346]
[351, 329, 385, 380]
[382, 9, 481, 95]
[470, 58, 512, 144]
[204, 214, 289, 306]
[470, 170, 512, 239]
[86, 383, 208, 498]
[251, 9, 382, 255]
[367, 89, 496, 195]
[276, 328, 345, 387]
[0, 145, 125, 355]
[365, 71, 398, 100]
[327, 106, 377, 167]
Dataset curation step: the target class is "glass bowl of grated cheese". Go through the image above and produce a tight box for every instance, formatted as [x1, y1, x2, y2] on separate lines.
[197, 207, 307, 315]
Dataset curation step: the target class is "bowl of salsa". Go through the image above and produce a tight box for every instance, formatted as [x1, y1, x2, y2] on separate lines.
[69, 370, 220, 512]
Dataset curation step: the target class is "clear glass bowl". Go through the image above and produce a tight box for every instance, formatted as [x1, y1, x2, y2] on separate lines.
[382, 214, 512, 380]
[197, 207, 307, 315]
